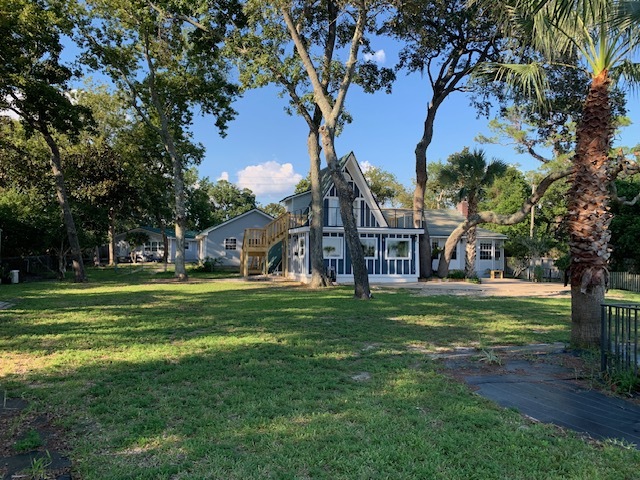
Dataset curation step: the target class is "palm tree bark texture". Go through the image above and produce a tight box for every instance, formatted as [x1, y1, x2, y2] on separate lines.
[567, 70, 613, 347]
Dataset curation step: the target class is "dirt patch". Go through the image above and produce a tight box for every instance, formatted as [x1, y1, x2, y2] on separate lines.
[0, 396, 72, 480]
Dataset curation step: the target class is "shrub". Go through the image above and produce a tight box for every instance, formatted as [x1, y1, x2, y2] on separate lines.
[446, 270, 465, 279]
[196, 257, 223, 273]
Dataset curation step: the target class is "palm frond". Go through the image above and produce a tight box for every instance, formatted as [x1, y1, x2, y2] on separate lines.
[474, 62, 550, 110]
[615, 0, 640, 31]
[611, 59, 640, 93]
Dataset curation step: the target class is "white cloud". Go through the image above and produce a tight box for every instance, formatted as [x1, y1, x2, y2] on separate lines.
[237, 161, 303, 196]
[217, 171, 230, 181]
[360, 160, 374, 173]
[363, 49, 386, 64]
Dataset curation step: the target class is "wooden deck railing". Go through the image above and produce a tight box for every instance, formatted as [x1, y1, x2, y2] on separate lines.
[241, 213, 291, 276]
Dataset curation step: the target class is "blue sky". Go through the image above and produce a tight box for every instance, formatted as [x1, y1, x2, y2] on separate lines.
[193, 48, 640, 206]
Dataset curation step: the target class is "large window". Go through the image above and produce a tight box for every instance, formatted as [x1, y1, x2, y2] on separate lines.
[360, 238, 377, 259]
[386, 239, 411, 259]
[323, 236, 343, 258]
[479, 242, 493, 260]
[224, 238, 237, 250]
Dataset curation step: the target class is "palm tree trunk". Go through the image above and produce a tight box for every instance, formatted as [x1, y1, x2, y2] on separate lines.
[465, 225, 477, 277]
[568, 70, 613, 348]
[464, 199, 478, 277]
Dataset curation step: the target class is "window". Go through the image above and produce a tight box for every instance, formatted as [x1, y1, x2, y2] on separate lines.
[432, 241, 440, 259]
[323, 236, 343, 258]
[451, 244, 457, 260]
[328, 198, 342, 226]
[298, 237, 306, 257]
[386, 239, 411, 259]
[480, 242, 493, 260]
[224, 238, 237, 250]
[360, 238, 377, 258]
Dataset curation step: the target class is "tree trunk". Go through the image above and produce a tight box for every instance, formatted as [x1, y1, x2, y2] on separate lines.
[437, 224, 466, 278]
[414, 102, 442, 279]
[308, 128, 329, 287]
[571, 284, 605, 346]
[465, 225, 477, 277]
[43, 131, 86, 282]
[108, 208, 117, 267]
[568, 70, 613, 348]
[465, 199, 478, 278]
[320, 126, 370, 299]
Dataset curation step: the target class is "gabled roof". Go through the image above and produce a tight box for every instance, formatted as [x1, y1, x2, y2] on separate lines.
[120, 226, 197, 240]
[426, 210, 508, 239]
[280, 152, 352, 203]
[280, 152, 388, 227]
[196, 208, 273, 237]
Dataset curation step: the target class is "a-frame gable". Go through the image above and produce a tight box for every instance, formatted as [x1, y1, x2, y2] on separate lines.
[323, 152, 388, 227]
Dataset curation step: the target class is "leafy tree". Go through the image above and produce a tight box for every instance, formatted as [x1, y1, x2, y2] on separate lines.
[479, 166, 531, 244]
[0, 187, 61, 258]
[0, 0, 90, 281]
[435, 148, 507, 277]
[279, 0, 383, 299]
[364, 166, 412, 208]
[231, 1, 391, 291]
[294, 175, 312, 195]
[77, 0, 241, 281]
[208, 180, 257, 225]
[260, 203, 285, 218]
[610, 176, 640, 272]
[485, 0, 640, 347]
[385, 0, 506, 278]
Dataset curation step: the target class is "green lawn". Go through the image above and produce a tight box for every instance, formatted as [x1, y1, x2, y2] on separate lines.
[1, 269, 639, 479]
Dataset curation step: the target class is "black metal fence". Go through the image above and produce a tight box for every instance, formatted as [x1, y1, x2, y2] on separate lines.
[601, 303, 640, 375]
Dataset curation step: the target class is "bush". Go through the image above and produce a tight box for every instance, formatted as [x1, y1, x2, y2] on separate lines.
[196, 257, 223, 273]
[446, 270, 465, 279]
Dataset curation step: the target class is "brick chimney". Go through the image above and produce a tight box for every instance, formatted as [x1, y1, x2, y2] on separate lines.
[457, 200, 469, 217]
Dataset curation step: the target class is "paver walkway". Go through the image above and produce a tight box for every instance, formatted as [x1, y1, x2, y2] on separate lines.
[441, 347, 640, 448]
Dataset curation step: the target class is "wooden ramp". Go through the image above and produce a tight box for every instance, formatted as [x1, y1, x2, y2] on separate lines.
[240, 213, 290, 277]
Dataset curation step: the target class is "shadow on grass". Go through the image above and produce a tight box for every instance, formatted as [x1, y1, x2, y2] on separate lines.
[3, 279, 638, 479]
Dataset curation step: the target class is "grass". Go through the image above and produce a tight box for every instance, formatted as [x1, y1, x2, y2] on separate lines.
[1, 268, 639, 479]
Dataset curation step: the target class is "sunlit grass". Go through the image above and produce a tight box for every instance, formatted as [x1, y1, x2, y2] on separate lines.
[0, 269, 638, 479]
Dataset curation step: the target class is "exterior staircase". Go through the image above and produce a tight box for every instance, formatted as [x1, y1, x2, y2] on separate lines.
[240, 213, 291, 277]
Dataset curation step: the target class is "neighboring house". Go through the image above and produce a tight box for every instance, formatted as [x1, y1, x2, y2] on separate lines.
[115, 226, 199, 263]
[426, 209, 507, 276]
[241, 152, 506, 282]
[196, 209, 274, 267]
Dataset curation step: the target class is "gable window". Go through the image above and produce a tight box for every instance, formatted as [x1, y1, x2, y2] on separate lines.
[360, 238, 377, 259]
[323, 236, 343, 258]
[386, 239, 411, 259]
[224, 238, 237, 250]
[479, 242, 493, 260]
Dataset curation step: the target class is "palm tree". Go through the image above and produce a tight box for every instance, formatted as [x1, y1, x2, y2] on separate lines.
[484, 0, 640, 347]
[436, 148, 508, 277]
